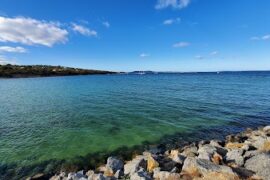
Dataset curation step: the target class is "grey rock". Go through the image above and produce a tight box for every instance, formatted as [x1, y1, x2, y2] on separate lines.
[197, 144, 217, 161]
[153, 167, 180, 180]
[252, 136, 268, 150]
[182, 157, 236, 176]
[160, 160, 177, 172]
[226, 149, 244, 166]
[198, 140, 210, 147]
[210, 140, 222, 147]
[124, 155, 146, 175]
[245, 153, 270, 180]
[232, 167, 255, 179]
[243, 150, 260, 160]
[67, 172, 87, 180]
[114, 170, 123, 179]
[106, 157, 124, 173]
[130, 168, 152, 180]
[87, 173, 107, 180]
[86, 170, 95, 177]
[180, 145, 198, 157]
[171, 154, 185, 164]
[170, 167, 179, 173]
[32, 173, 46, 179]
[263, 126, 270, 135]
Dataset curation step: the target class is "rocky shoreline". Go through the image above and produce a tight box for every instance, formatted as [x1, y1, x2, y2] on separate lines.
[31, 126, 270, 180]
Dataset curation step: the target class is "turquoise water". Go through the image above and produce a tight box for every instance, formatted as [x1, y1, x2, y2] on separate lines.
[1, 72, 270, 178]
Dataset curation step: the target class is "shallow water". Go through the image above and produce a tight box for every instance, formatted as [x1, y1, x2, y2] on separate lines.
[0, 72, 270, 178]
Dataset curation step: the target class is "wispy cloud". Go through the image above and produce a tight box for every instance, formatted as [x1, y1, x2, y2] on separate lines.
[195, 55, 204, 60]
[0, 55, 16, 65]
[71, 23, 97, 37]
[251, 34, 270, 41]
[210, 51, 218, 55]
[0, 16, 68, 47]
[163, 18, 181, 25]
[173, 42, 190, 48]
[0, 46, 27, 53]
[140, 53, 150, 58]
[156, 0, 191, 10]
[102, 21, 110, 28]
[262, 35, 270, 40]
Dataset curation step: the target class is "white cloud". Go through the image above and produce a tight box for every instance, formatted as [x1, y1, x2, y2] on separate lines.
[262, 35, 270, 40]
[156, 0, 191, 9]
[251, 34, 270, 41]
[250, 37, 260, 40]
[173, 42, 190, 48]
[102, 21, 110, 28]
[210, 51, 218, 55]
[0, 55, 16, 65]
[195, 55, 204, 59]
[163, 18, 181, 25]
[71, 23, 97, 37]
[0, 46, 27, 53]
[0, 16, 68, 47]
[140, 53, 150, 58]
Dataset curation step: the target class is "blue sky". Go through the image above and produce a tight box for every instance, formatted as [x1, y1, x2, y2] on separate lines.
[0, 0, 270, 72]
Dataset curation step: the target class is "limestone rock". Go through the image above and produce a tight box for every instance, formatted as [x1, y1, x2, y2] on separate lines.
[212, 152, 223, 165]
[153, 168, 180, 180]
[130, 168, 152, 180]
[243, 150, 260, 160]
[197, 144, 217, 161]
[263, 126, 270, 135]
[147, 155, 159, 173]
[210, 140, 223, 147]
[169, 150, 185, 164]
[87, 173, 107, 180]
[182, 157, 237, 179]
[67, 172, 87, 180]
[245, 153, 270, 180]
[124, 155, 147, 175]
[225, 142, 245, 149]
[114, 170, 123, 179]
[226, 149, 244, 167]
[180, 145, 198, 157]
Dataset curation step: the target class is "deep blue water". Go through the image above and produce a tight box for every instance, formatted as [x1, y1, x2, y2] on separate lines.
[0, 72, 270, 178]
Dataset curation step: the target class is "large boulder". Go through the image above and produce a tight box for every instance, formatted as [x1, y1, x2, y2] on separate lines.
[130, 168, 152, 180]
[124, 155, 147, 175]
[181, 157, 238, 180]
[245, 153, 270, 180]
[67, 172, 87, 180]
[263, 126, 270, 135]
[106, 157, 124, 174]
[147, 155, 159, 173]
[243, 150, 260, 160]
[169, 150, 185, 164]
[225, 149, 244, 167]
[86, 171, 107, 180]
[197, 144, 217, 161]
[180, 144, 198, 157]
[153, 168, 180, 180]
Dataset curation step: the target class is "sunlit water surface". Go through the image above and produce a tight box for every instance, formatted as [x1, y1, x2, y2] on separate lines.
[0, 72, 270, 178]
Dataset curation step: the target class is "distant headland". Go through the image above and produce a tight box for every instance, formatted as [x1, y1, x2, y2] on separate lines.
[0, 64, 116, 78]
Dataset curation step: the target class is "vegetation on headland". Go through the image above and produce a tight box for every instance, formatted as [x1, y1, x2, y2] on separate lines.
[0, 64, 116, 78]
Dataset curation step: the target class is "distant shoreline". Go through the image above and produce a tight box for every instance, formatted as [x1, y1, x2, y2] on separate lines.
[0, 64, 116, 78]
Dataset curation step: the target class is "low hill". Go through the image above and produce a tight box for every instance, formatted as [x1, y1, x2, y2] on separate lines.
[0, 64, 116, 78]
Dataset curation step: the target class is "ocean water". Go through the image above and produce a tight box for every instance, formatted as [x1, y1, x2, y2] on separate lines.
[0, 72, 270, 178]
